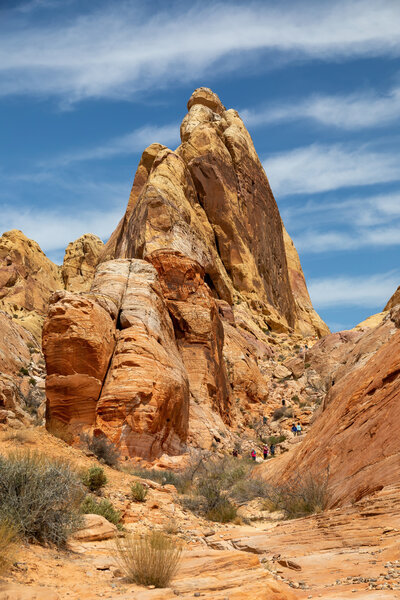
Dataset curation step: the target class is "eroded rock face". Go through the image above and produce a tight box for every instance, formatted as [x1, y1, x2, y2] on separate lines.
[0, 230, 63, 340]
[95, 259, 190, 459]
[43, 258, 190, 458]
[43, 290, 115, 433]
[101, 87, 326, 337]
[62, 234, 104, 292]
[257, 307, 400, 507]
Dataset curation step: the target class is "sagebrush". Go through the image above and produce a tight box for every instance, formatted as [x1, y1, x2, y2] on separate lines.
[131, 482, 148, 502]
[115, 530, 182, 587]
[0, 451, 83, 547]
[264, 470, 329, 518]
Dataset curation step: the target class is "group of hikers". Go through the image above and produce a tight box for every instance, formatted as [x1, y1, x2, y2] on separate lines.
[291, 422, 302, 436]
[232, 444, 276, 461]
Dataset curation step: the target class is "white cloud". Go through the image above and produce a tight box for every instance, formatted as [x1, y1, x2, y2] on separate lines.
[44, 123, 179, 167]
[294, 225, 400, 253]
[264, 144, 400, 195]
[0, 205, 122, 259]
[243, 86, 400, 130]
[1, 1, 400, 102]
[308, 272, 399, 308]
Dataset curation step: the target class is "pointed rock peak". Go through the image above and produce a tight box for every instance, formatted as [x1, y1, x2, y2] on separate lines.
[187, 87, 226, 115]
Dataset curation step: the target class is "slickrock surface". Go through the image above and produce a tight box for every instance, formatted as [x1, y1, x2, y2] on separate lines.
[61, 233, 104, 292]
[257, 306, 400, 508]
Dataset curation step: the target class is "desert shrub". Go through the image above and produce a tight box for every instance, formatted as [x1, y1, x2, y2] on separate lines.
[291, 395, 300, 404]
[80, 495, 122, 529]
[0, 519, 20, 576]
[163, 518, 179, 535]
[267, 434, 286, 446]
[19, 367, 29, 376]
[81, 434, 119, 467]
[115, 530, 182, 588]
[264, 471, 329, 519]
[29, 378, 36, 387]
[0, 451, 83, 547]
[272, 406, 293, 421]
[82, 466, 107, 492]
[230, 478, 269, 503]
[206, 500, 237, 523]
[131, 482, 148, 502]
[304, 363, 311, 369]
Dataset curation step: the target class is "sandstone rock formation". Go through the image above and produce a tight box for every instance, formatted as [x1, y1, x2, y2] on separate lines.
[101, 87, 326, 338]
[0, 311, 44, 428]
[62, 233, 104, 292]
[0, 230, 63, 340]
[42, 88, 328, 458]
[257, 304, 400, 508]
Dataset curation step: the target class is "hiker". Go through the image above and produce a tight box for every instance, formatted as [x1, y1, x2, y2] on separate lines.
[263, 415, 268, 425]
[232, 448, 238, 458]
[263, 445, 269, 460]
[270, 443, 276, 456]
[291, 423, 297, 435]
[251, 449, 256, 461]
[281, 398, 286, 406]
[296, 422, 302, 436]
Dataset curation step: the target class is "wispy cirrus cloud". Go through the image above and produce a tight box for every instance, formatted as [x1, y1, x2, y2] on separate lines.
[308, 271, 399, 308]
[264, 143, 400, 196]
[282, 192, 400, 254]
[1, 1, 400, 103]
[243, 85, 400, 131]
[43, 122, 179, 167]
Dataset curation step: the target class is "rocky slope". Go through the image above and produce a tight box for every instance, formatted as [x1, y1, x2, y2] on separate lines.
[41, 88, 327, 459]
[257, 301, 400, 508]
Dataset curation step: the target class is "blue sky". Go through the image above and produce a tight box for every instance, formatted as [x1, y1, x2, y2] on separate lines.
[1, 0, 400, 331]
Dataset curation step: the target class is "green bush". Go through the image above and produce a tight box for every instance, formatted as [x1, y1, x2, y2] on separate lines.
[82, 466, 107, 492]
[19, 367, 29, 376]
[115, 530, 182, 588]
[131, 482, 148, 502]
[0, 451, 83, 547]
[80, 495, 122, 529]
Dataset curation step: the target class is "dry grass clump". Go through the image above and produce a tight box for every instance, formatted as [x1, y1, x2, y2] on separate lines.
[115, 530, 182, 588]
[1, 430, 35, 444]
[0, 451, 83, 547]
[272, 406, 293, 421]
[0, 519, 20, 576]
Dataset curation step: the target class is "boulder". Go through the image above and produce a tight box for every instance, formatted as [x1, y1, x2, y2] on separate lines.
[69, 514, 117, 542]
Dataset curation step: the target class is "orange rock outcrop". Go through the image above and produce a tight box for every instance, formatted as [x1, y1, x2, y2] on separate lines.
[257, 305, 400, 507]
